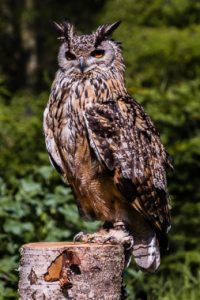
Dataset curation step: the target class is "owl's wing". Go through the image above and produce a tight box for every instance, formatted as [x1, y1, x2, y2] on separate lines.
[84, 96, 172, 233]
[43, 107, 64, 174]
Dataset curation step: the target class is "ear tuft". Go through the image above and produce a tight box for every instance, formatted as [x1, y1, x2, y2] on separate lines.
[103, 21, 121, 36]
[95, 21, 121, 47]
[53, 20, 74, 46]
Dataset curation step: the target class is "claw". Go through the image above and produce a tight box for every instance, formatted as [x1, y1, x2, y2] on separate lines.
[103, 236, 118, 245]
[73, 231, 87, 242]
[123, 236, 134, 250]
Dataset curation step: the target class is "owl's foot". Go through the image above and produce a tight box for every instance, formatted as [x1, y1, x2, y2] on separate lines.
[73, 230, 106, 244]
[74, 222, 134, 251]
[105, 221, 134, 250]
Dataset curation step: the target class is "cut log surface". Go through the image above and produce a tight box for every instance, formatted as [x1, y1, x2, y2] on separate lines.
[18, 242, 125, 300]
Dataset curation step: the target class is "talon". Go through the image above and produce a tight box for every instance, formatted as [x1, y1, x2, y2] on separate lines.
[123, 236, 134, 250]
[90, 235, 108, 244]
[73, 231, 87, 242]
[103, 236, 118, 244]
[89, 236, 99, 243]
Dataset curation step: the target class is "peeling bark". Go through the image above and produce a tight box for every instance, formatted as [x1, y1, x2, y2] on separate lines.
[18, 242, 126, 300]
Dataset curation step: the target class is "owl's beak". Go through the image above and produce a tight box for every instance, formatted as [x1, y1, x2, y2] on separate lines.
[78, 57, 87, 73]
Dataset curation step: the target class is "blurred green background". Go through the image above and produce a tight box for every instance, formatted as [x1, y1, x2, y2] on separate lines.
[0, 0, 200, 299]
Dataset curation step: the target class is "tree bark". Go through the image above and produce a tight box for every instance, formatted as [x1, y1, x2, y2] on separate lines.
[18, 242, 126, 300]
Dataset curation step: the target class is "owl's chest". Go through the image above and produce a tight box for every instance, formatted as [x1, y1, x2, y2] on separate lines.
[53, 81, 100, 138]
[49, 82, 94, 161]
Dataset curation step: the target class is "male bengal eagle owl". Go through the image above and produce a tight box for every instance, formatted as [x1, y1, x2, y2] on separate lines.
[43, 21, 172, 272]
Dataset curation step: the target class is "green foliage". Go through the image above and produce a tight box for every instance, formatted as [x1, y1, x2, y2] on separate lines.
[0, 0, 200, 299]
[0, 92, 47, 182]
[126, 260, 200, 300]
[100, 0, 200, 28]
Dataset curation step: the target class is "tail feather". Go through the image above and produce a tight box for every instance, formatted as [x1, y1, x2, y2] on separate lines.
[132, 231, 160, 272]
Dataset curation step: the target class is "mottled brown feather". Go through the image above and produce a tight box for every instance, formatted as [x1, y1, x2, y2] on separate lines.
[84, 96, 171, 233]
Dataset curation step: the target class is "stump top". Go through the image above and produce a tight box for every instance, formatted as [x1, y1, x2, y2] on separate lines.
[22, 241, 120, 249]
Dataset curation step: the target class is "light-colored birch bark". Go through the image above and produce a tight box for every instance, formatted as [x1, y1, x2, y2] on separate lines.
[18, 242, 125, 300]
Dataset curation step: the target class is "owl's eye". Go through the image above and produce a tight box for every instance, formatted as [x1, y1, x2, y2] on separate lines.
[65, 51, 76, 61]
[91, 49, 105, 58]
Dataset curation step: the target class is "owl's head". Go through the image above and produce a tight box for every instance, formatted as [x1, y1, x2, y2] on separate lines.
[55, 21, 124, 78]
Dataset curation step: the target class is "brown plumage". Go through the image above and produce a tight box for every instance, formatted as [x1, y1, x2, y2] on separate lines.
[43, 21, 172, 272]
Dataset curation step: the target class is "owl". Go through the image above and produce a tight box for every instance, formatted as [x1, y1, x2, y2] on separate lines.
[43, 21, 172, 272]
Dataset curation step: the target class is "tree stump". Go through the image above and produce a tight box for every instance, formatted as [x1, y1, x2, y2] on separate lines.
[18, 242, 126, 300]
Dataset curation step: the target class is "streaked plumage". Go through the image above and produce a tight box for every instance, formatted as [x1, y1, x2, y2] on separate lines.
[43, 21, 172, 272]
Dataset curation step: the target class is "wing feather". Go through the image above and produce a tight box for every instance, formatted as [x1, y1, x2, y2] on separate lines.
[84, 96, 171, 233]
[43, 97, 67, 180]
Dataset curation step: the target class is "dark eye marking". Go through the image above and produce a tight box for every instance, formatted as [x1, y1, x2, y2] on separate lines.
[90, 49, 105, 58]
[65, 51, 76, 61]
